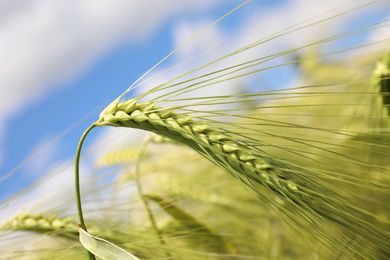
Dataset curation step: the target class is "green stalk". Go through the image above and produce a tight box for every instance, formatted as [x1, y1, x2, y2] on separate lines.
[134, 137, 172, 259]
[75, 123, 96, 260]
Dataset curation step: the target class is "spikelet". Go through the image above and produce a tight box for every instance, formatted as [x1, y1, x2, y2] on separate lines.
[149, 133, 179, 144]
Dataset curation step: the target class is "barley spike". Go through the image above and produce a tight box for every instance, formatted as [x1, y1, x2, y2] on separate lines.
[95, 98, 390, 253]
[96, 99, 303, 201]
[1, 212, 79, 241]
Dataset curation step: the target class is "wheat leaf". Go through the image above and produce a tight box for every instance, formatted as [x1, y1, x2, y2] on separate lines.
[146, 194, 238, 254]
[79, 227, 140, 260]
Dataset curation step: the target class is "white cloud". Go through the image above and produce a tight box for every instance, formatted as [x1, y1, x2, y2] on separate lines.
[0, 0, 222, 144]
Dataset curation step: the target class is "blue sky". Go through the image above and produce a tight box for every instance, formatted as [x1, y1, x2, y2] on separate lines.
[0, 0, 389, 213]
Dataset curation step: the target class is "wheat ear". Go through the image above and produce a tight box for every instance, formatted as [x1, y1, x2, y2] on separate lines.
[1, 212, 79, 240]
[95, 98, 389, 253]
[96, 99, 301, 200]
[1, 212, 135, 251]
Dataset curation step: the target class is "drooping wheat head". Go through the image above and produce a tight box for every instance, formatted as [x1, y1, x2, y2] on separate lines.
[94, 95, 389, 257]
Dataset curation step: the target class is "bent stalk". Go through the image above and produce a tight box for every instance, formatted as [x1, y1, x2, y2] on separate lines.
[75, 123, 96, 260]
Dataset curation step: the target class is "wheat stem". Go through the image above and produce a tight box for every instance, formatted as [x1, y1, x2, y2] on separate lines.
[74, 123, 96, 260]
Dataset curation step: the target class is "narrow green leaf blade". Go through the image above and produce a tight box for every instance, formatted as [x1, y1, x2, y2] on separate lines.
[79, 227, 140, 260]
[146, 195, 238, 254]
